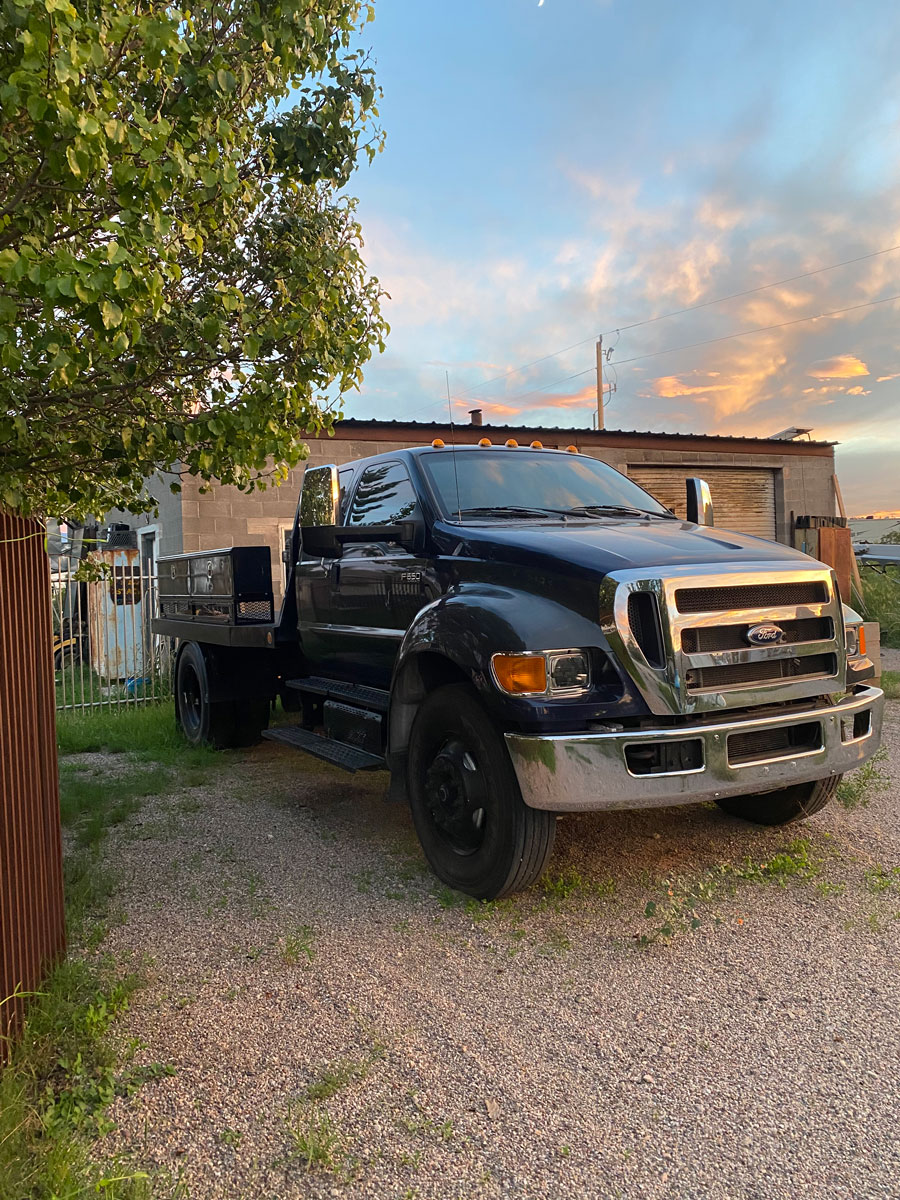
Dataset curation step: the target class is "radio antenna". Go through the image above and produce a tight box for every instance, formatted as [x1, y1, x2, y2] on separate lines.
[446, 370, 462, 521]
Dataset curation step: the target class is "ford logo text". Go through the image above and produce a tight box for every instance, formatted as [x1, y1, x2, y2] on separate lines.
[746, 622, 786, 646]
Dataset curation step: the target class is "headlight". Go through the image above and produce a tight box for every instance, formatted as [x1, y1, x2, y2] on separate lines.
[491, 650, 591, 697]
[842, 603, 866, 659]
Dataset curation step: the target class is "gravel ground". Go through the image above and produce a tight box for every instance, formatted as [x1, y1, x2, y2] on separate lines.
[86, 700, 900, 1200]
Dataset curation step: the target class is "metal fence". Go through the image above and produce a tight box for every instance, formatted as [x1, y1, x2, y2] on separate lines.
[51, 548, 171, 711]
[1, 511, 66, 1049]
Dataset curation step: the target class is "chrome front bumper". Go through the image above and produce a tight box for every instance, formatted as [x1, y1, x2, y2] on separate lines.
[505, 686, 884, 813]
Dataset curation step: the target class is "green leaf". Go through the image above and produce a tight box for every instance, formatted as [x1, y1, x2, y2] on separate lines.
[100, 300, 123, 329]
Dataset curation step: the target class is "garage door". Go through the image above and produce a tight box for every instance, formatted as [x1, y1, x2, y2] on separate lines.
[627, 466, 777, 541]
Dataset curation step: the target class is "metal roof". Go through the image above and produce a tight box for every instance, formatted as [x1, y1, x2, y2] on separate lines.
[336, 417, 835, 449]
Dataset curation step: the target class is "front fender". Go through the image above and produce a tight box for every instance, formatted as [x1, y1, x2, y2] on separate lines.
[394, 583, 649, 728]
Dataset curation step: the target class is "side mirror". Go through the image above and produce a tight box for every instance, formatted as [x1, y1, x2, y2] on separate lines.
[685, 477, 714, 526]
[299, 464, 340, 528]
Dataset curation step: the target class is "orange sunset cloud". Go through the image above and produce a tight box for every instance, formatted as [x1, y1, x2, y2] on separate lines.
[806, 354, 870, 380]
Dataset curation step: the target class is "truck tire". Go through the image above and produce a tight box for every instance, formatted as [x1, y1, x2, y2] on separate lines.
[407, 683, 556, 900]
[175, 642, 236, 750]
[714, 775, 841, 826]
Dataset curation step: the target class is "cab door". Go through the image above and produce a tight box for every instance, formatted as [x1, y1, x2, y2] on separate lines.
[331, 462, 431, 686]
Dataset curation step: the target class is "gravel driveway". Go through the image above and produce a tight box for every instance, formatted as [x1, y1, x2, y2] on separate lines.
[92, 699, 900, 1200]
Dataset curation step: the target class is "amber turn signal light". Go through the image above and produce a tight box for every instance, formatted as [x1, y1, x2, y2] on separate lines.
[858, 625, 867, 656]
[491, 654, 547, 695]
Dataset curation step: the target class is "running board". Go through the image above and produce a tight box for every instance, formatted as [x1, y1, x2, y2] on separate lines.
[262, 725, 385, 772]
[285, 676, 390, 714]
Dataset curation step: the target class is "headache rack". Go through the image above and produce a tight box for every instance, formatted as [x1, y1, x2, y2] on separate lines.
[601, 562, 846, 717]
[153, 547, 276, 648]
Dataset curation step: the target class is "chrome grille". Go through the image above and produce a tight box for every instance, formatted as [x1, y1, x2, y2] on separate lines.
[675, 581, 828, 613]
[601, 563, 845, 716]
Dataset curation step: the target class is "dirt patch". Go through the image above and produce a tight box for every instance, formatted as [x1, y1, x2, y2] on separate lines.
[95, 714, 900, 1200]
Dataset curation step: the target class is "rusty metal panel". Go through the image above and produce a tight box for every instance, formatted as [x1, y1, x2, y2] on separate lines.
[0, 511, 66, 1052]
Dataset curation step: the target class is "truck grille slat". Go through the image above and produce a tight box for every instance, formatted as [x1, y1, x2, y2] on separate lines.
[675, 581, 828, 613]
[727, 721, 823, 765]
[686, 653, 837, 691]
[681, 616, 833, 654]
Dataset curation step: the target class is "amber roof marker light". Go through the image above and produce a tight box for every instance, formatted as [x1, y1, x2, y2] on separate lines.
[505, 439, 519, 448]
[431, 438, 445, 448]
[478, 438, 492, 447]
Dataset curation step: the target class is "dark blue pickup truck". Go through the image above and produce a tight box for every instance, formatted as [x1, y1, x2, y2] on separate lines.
[154, 442, 884, 898]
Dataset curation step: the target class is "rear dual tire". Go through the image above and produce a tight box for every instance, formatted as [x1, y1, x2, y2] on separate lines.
[175, 642, 269, 749]
[408, 683, 556, 900]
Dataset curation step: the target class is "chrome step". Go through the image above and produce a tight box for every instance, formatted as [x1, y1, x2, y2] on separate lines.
[261, 725, 385, 772]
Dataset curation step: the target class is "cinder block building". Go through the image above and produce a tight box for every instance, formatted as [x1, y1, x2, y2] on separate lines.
[112, 418, 838, 601]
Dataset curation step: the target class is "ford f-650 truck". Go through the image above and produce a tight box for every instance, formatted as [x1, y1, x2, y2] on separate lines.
[154, 442, 884, 899]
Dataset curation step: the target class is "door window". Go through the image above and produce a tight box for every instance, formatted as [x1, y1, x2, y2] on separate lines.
[347, 463, 417, 528]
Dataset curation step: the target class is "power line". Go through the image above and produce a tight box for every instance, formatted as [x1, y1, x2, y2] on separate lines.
[450, 240, 900, 402]
[502, 291, 900, 404]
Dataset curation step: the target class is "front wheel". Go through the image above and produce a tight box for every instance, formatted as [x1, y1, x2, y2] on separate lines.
[715, 775, 841, 826]
[407, 683, 556, 899]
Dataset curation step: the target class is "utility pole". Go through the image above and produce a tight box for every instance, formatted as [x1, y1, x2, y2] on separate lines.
[595, 336, 605, 430]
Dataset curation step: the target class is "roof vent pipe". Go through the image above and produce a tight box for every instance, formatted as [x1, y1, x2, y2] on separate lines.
[469, 408, 483, 427]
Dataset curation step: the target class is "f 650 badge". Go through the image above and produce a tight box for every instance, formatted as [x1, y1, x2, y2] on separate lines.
[745, 622, 786, 646]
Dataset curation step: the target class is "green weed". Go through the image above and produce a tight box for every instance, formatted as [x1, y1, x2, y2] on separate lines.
[284, 1105, 346, 1174]
[837, 749, 889, 810]
[281, 925, 316, 965]
[541, 867, 617, 901]
[861, 566, 900, 647]
[303, 1053, 378, 1102]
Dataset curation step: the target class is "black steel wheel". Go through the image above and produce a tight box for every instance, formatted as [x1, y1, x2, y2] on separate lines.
[408, 683, 556, 899]
[715, 775, 840, 826]
[174, 642, 235, 749]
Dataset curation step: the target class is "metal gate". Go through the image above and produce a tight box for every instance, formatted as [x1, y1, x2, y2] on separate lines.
[1, 511, 66, 1048]
[628, 466, 777, 541]
[51, 548, 170, 711]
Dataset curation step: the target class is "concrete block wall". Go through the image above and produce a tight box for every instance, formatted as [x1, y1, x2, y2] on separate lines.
[179, 430, 837, 599]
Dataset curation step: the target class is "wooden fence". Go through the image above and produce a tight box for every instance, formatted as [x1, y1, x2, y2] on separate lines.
[0, 511, 66, 1050]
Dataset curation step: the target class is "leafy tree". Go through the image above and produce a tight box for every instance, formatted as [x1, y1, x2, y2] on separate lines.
[0, 0, 386, 519]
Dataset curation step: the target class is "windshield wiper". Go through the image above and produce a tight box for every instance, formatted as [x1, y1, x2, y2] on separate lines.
[562, 504, 674, 519]
[455, 506, 564, 520]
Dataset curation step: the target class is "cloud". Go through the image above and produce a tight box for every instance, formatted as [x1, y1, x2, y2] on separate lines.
[846, 386, 871, 395]
[876, 372, 900, 382]
[806, 354, 870, 379]
[653, 375, 731, 399]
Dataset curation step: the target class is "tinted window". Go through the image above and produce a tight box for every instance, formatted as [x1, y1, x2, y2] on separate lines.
[347, 463, 417, 527]
[421, 450, 670, 516]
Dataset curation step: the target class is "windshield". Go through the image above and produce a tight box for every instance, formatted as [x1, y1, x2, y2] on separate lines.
[420, 450, 672, 519]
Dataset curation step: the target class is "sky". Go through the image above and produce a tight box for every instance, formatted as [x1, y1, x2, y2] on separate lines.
[343, 0, 900, 516]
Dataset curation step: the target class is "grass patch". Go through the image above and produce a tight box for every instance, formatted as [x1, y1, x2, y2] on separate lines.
[0, 701, 217, 1196]
[861, 566, 900, 648]
[57, 701, 217, 774]
[541, 866, 616, 902]
[0, 958, 181, 1199]
[881, 670, 900, 701]
[636, 837, 826, 947]
[837, 748, 889, 811]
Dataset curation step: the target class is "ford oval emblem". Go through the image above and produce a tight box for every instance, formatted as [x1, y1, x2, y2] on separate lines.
[746, 622, 786, 646]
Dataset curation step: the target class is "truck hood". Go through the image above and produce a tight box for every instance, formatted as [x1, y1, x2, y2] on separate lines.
[444, 518, 814, 578]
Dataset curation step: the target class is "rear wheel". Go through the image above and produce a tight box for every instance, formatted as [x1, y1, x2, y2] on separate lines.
[175, 643, 235, 749]
[715, 775, 840, 826]
[408, 683, 556, 899]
